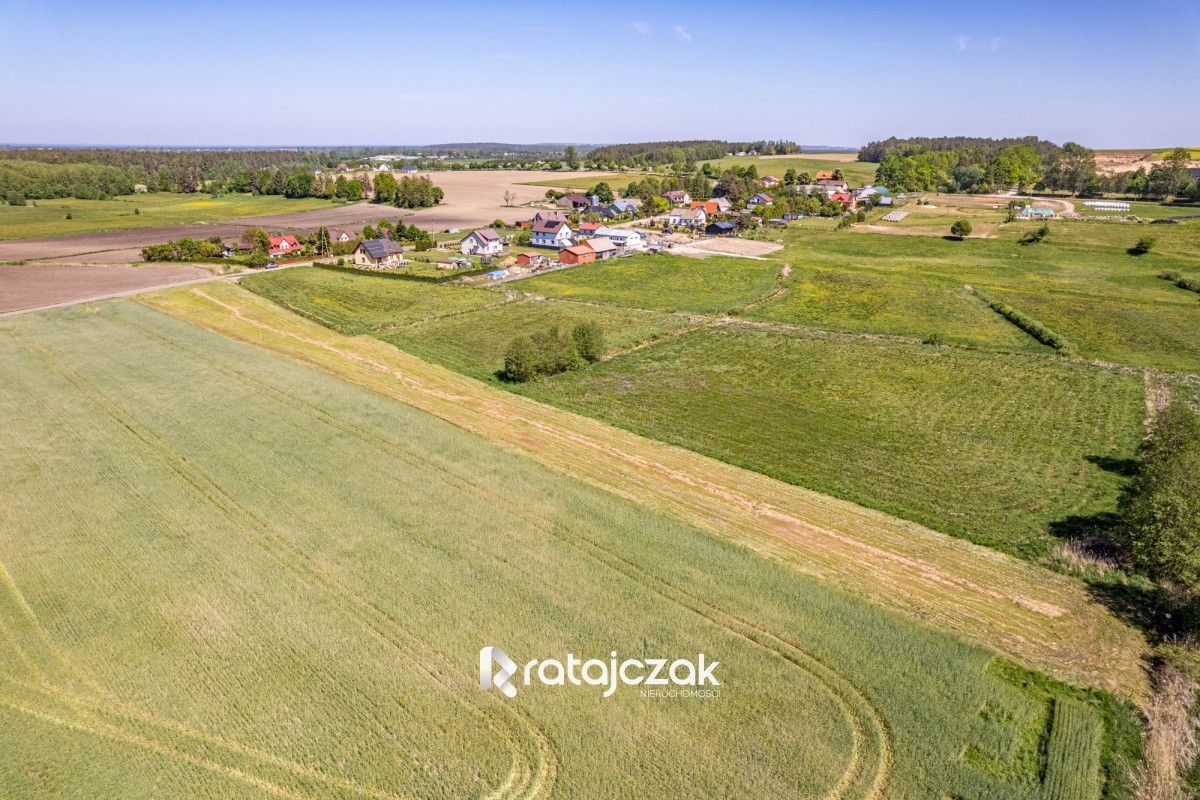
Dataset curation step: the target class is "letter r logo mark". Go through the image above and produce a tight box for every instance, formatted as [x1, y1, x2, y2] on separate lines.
[480, 646, 518, 698]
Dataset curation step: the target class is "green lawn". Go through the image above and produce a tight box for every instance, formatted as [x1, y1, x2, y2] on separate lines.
[516, 253, 783, 314]
[0, 192, 337, 240]
[522, 326, 1146, 562]
[703, 155, 878, 186]
[241, 266, 504, 334]
[0, 300, 1139, 799]
[384, 297, 691, 380]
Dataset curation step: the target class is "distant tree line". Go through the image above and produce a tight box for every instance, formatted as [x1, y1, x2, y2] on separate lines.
[1, 160, 138, 202]
[586, 140, 799, 170]
[371, 174, 444, 208]
[865, 137, 1199, 199]
[857, 136, 1060, 163]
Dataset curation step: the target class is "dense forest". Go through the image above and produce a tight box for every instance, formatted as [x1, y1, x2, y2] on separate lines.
[857, 136, 1060, 163]
[869, 139, 1199, 199]
[587, 140, 799, 168]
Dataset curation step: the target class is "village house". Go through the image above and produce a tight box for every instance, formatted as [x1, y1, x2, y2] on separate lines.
[533, 210, 568, 225]
[515, 252, 550, 269]
[690, 200, 720, 216]
[558, 194, 591, 210]
[748, 193, 773, 207]
[710, 196, 733, 213]
[559, 244, 596, 265]
[814, 171, 835, 181]
[817, 178, 850, 193]
[662, 190, 692, 207]
[329, 229, 354, 243]
[354, 238, 406, 269]
[829, 192, 857, 210]
[532, 218, 574, 249]
[856, 186, 892, 206]
[460, 228, 504, 256]
[585, 237, 618, 260]
[593, 226, 644, 249]
[762, 175, 780, 187]
[398, 165, 419, 174]
[268, 235, 301, 256]
[668, 207, 707, 227]
[577, 221, 603, 238]
[611, 198, 642, 214]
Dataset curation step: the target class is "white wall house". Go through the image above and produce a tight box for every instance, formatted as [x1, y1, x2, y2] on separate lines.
[668, 207, 706, 227]
[531, 219, 574, 248]
[594, 226, 644, 249]
[460, 228, 504, 256]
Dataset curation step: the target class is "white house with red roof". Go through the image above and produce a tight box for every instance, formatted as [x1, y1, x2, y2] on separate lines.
[268, 235, 301, 256]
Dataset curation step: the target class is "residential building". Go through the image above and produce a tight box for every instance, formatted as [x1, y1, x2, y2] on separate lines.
[762, 176, 780, 187]
[532, 218, 574, 248]
[558, 194, 591, 209]
[559, 244, 596, 265]
[585, 237, 618, 260]
[611, 198, 642, 214]
[668, 207, 707, 227]
[748, 194, 773, 206]
[398, 165, 419, 174]
[705, 221, 737, 236]
[710, 197, 733, 213]
[533, 210, 568, 225]
[578, 221, 603, 238]
[814, 171, 835, 181]
[460, 228, 504, 256]
[856, 186, 892, 206]
[690, 200, 720, 216]
[594, 226, 644, 249]
[515, 252, 550, 269]
[829, 192, 857, 210]
[354, 238, 406, 268]
[268, 235, 301, 256]
[329, 229, 354, 243]
[662, 190, 692, 207]
[817, 178, 849, 192]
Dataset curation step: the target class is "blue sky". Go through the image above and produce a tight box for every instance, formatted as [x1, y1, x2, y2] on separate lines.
[1, 0, 1196, 148]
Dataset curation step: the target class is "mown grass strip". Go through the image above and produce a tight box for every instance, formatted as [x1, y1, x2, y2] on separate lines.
[969, 287, 1074, 353]
[1041, 698, 1103, 800]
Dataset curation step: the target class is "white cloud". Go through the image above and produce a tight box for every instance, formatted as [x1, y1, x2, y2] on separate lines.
[953, 35, 969, 52]
[631, 20, 649, 35]
[674, 25, 692, 43]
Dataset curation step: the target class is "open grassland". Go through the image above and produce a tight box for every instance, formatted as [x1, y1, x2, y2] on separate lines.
[516, 253, 782, 314]
[763, 225, 1200, 371]
[140, 282, 1150, 703]
[523, 325, 1146, 562]
[0, 299, 1143, 798]
[240, 266, 506, 334]
[383, 297, 692, 380]
[0, 193, 334, 240]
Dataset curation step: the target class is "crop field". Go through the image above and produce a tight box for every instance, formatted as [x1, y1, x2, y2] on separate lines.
[240, 266, 506, 334]
[520, 173, 639, 194]
[523, 325, 1146, 561]
[140, 282, 1149, 701]
[0, 192, 334, 240]
[383, 297, 692, 380]
[515, 253, 782, 314]
[0, 298, 1140, 798]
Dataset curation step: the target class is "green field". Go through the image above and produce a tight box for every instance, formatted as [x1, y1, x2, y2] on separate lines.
[0, 192, 337, 240]
[516, 253, 783, 314]
[704, 155, 878, 186]
[384, 297, 692, 379]
[241, 266, 505, 334]
[520, 325, 1145, 561]
[0, 300, 1139, 798]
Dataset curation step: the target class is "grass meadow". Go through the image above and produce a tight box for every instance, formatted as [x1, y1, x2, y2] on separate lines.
[0, 300, 1139, 798]
[384, 297, 692, 379]
[515, 253, 782, 314]
[0, 192, 335, 240]
[522, 325, 1146, 561]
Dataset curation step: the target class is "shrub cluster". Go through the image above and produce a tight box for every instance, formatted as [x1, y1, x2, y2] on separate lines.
[502, 323, 605, 382]
[973, 289, 1073, 352]
[141, 236, 223, 262]
[1018, 223, 1050, 246]
[1129, 236, 1155, 255]
[1159, 270, 1200, 294]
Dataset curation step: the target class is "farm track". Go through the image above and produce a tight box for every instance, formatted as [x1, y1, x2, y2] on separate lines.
[140, 283, 1151, 702]
[1, 326, 558, 800]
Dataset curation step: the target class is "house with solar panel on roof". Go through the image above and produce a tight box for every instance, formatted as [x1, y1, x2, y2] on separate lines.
[353, 238, 407, 269]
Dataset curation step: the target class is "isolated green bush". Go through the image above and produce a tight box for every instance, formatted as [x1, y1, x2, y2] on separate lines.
[502, 322, 604, 381]
[950, 219, 972, 238]
[1018, 223, 1050, 245]
[1129, 236, 1155, 255]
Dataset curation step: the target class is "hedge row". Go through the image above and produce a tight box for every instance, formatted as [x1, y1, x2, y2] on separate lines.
[1160, 270, 1200, 294]
[972, 288, 1074, 353]
[313, 262, 493, 284]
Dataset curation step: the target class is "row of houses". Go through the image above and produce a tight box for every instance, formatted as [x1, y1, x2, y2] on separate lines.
[556, 194, 644, 219]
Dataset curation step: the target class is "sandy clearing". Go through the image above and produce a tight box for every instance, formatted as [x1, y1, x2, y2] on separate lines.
[684, 238, 783, 257]
[393, 170, 612, 231]
[0, 263, 210, 313]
